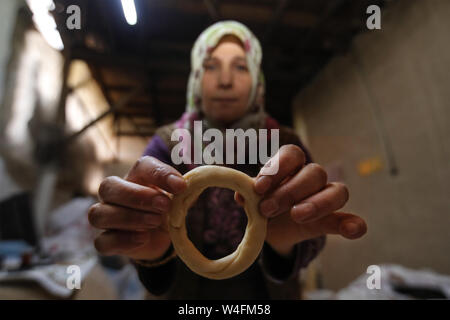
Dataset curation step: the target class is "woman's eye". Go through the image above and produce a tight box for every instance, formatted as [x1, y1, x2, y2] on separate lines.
[204, 64, 217, 71]
[236, 65, 248, 71]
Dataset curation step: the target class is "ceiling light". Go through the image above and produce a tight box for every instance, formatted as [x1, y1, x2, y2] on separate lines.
[121, 0, 137, 25]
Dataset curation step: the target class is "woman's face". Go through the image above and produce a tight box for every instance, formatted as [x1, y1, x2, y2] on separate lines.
[201, 35, 252, 126]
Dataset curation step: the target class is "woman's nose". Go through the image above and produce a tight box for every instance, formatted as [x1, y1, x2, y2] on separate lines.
[218, 69, 233, 88]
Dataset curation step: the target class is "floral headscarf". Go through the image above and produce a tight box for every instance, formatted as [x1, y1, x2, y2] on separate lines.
[156, 20, 281, 171]
[179, 20, 268, 132]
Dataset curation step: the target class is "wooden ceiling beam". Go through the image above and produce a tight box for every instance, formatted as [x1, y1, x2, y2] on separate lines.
[158, 0, 318, 28]
[73, 48, 190, 73]
[203, 0, 221, 22]
[263, 0, 290, 45]
[293, 0, 349, 57]
[106, 85, 186, 95]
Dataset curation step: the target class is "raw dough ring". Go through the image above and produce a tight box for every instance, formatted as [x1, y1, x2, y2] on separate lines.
[168, 165, 267, 280]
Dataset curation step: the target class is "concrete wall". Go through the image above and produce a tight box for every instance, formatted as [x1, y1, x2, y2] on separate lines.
[0, 0, 23, 104]
[293, 0, 450, 290]
[0, 1, 24, 201]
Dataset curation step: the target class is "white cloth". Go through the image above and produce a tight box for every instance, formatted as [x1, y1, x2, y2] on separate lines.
[336, 264, 450, 300]
[305, 264, 450, 300]
[0, 255, 97, 298]
[0, 197, 99, 298]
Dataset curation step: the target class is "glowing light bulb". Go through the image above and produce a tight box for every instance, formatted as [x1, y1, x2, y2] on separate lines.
[121, 0, 137, 25]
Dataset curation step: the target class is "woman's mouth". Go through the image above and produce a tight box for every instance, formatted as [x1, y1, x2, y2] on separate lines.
[213, 98, 238, 103]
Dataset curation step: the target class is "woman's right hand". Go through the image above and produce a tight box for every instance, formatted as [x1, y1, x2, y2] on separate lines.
[88, 156, 187, 261]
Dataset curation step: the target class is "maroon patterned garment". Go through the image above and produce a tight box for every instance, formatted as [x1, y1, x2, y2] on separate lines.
[202, 186, 247, 259]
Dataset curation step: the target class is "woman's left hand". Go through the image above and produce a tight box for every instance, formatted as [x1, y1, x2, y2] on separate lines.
[235, 144, 367, 257]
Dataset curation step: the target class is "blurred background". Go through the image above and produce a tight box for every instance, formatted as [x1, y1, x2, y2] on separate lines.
[0, 0, 449, 299]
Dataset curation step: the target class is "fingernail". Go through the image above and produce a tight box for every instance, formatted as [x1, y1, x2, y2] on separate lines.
[344, 222, 359, 235]
[152, 195, 170, 212]
[167, 174, 186, 193]
[260, 198, 278, 217]
[260, 160, 277, 175]
[255, 176, 271, 194]
[293, 203, 316, 222]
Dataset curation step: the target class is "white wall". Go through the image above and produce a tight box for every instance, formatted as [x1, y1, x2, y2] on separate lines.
[293, 0, 450, 290]
[0, 0, 24, 201]
[0, 0, 23, 104]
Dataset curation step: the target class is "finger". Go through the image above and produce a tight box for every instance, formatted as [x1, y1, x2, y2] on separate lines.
[125, 156, 186, 194]
[254, 144, 306, 195]
[266, 212, 367, 246]
[94, 230, 149, 256]
[307, 212, 368, 240]
[290, 182, 349, 223]
[258, 163, 328, 218]
[98, 176, 171, 213]
[234, 192, 245, 206]
[88, 203, 164, 231]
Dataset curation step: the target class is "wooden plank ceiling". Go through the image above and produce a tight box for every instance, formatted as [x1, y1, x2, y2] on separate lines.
[52, 0, 385, 138]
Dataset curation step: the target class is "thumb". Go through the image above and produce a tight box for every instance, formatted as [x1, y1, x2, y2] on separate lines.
[313, 212, 368, 239]
[234, 191, 245, 206]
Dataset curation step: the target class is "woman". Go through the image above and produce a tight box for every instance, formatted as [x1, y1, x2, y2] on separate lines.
[88, 21, 367, 299]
